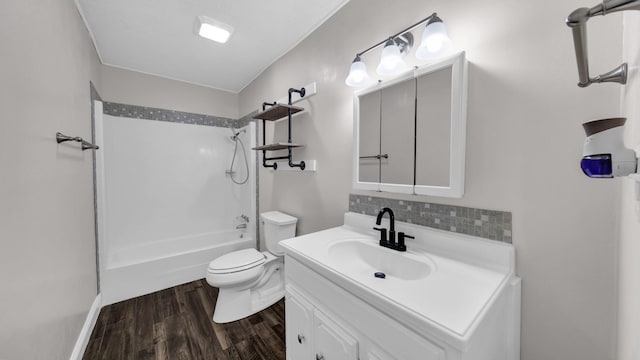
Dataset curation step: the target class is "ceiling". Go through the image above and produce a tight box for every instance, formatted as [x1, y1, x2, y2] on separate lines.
[75, 0, 350, 93]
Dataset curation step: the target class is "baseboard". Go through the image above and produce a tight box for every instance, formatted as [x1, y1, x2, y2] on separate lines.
[69, 294, 102, 360]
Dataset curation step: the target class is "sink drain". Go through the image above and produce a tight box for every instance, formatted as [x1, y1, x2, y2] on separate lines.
[374, 272, 386, 279]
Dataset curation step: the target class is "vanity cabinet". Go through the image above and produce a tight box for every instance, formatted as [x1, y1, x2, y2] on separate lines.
[285, 256, 447, 360]
[281, 212, 521, 360]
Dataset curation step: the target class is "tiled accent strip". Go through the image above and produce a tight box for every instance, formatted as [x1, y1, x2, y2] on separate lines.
[103, 101, 238, 128]
[236, 111, 256, 129]
[349, 194, 513, 243]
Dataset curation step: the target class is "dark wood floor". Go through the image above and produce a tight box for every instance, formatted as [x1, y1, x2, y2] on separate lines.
[83, 279, 286, 360]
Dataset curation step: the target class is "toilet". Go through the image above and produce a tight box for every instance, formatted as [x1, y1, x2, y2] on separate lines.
[206, 210, 297, 323]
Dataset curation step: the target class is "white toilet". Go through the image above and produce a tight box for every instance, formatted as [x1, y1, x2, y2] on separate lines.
[206, 210, 297, 323]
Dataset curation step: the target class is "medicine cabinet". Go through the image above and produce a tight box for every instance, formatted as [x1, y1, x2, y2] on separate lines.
[353, 52, 467, 197]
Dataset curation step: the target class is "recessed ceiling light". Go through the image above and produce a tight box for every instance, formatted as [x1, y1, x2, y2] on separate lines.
[194, 15, 233, 44]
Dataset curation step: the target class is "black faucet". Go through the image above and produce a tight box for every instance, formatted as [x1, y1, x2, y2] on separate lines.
[375, 207, 396, 247]
[373, 207, 413, 252]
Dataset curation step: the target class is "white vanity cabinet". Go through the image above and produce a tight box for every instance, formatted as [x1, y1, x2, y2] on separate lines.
[280, 212, 522, 360]
[285, 256, 447, 360]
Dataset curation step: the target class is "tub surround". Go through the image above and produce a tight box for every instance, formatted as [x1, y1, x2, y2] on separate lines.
[350, 194, 512, 243]
[95, 101, 257, 305]
[101, 100, 262, 246]
[280, 212, 520, 359]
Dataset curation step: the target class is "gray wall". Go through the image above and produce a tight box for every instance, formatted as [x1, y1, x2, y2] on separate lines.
[101, 65, 239, 119]
[0, 0, 102, 358]
[239, 0, 623, 359]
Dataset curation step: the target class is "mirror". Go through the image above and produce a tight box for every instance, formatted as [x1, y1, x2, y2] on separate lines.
[353, 52, 467, 197]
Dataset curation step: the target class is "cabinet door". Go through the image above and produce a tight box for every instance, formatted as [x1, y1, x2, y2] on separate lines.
[415, 66, 452, 187]
[314, 310, 358, 360]
[286, 293, 314, 359]
[379, 77, 415, 191]
[358, 90, 381, 185]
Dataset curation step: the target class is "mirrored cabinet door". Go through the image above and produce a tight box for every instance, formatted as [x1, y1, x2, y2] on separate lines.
[358, 90, 381, 186]
[415, 66, 452, 187]
[380, 77, 415, 192]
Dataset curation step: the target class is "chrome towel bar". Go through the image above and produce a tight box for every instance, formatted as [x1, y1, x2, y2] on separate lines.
[56, 132, 99, 151]
[566, 0, 640, 87]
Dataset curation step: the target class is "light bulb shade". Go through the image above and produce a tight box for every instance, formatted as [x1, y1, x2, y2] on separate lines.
[376, 40, 407, 75]
[416, 21, 452, 60]
[345, 57, 372, 87]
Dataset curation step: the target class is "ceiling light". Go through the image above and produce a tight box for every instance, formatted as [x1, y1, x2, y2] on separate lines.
[345, 13, 453, 87]
[195, 15, 233, 44]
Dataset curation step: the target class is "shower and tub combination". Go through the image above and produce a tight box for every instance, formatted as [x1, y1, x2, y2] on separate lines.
[94, 101, 257, 305]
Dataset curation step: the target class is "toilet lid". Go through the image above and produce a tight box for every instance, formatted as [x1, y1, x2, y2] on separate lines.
[208, 248, 266, 274]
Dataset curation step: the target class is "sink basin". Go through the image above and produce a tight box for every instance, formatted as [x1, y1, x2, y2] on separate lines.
[327, 239, 432, 281]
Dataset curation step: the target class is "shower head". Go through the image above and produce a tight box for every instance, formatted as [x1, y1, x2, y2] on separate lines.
[229, 126, 246, 141]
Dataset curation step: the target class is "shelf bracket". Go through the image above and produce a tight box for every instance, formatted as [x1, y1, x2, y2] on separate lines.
[286, 87, 306, 170]
[253, 87, 307, 170]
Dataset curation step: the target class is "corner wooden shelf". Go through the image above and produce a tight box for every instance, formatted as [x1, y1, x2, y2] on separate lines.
[252, 143, 303, 151]
[253, 104, 303, 121]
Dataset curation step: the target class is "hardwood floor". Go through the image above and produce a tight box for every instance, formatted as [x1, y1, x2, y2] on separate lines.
[83, 279, 286, 360]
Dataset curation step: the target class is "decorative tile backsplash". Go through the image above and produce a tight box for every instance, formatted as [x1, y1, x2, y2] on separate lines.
[349, 194, 512, 243]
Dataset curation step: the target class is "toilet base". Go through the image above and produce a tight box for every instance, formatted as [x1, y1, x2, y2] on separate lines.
[212, 259, 284, 323]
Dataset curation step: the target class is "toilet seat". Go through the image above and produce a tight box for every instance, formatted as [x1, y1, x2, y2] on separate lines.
[207, 248, 266, 274]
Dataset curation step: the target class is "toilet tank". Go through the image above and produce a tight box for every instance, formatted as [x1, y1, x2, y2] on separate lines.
[261, 211, 297, 255]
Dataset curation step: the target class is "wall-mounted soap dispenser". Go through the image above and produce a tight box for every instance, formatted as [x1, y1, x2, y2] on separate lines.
[580, 118, 638, 179]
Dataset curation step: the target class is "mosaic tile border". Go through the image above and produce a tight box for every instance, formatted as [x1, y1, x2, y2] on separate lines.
[349, 194, 512, 243]
[103, 101, 238, 128]
[236, 111, 256, 129]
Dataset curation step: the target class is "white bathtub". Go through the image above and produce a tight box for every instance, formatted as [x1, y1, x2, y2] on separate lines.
[100, 230, 253, 305]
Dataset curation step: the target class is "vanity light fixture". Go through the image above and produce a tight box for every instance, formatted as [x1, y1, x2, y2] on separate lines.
[376, 36, 411, 75]
[195, 15, 234, 44]
[345, 12, 453, 87]
[416, 15, 452, 60]
[345, 55, 373, 87]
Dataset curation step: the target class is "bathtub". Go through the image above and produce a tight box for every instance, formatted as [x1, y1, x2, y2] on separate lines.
[100, 230, 254, 305]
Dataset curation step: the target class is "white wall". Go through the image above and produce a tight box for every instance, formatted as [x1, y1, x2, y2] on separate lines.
[0, 0, 101, 359]
[101, 65, 239, 119]
[617, 12, 640, 360]
[239, 0, 623, 359]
